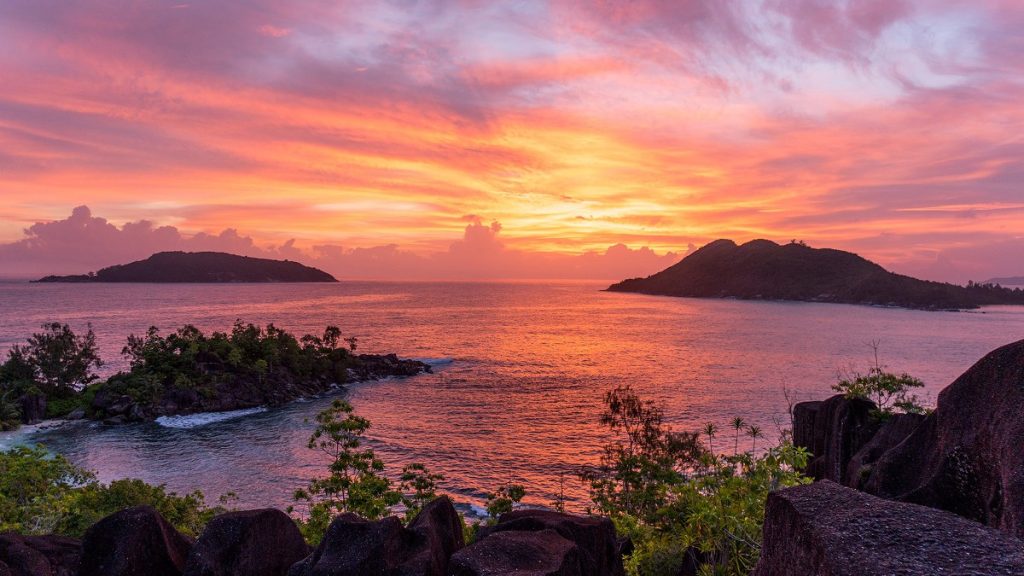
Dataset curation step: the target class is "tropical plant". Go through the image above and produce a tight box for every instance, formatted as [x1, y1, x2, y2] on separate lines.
[484, 482, 526, 521]
[291, 399, 399, 544]
[399, 462, 444, 521]
[586, 388, 812, 576]
[20, 323, 102, 393]
[832, 345, 926, 416]
[580, 385, 705, 521]
[0, 445, 223, 537]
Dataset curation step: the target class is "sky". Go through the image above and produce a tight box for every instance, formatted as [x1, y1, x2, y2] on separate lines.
[0, 0, 1022, 282]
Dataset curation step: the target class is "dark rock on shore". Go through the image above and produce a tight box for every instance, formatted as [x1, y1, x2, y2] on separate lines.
[844, 412, 925, 490]
[0, 534, 80, 576]
[289, 496, 463, 576]
[79, 506, 193, 576]
[16, 392, 46, 425]
[792, 395, 878, 485]
[402, 496, 465, 575]
[449, 529, 582, 576]
[183, 509, 308, 576]
[753, 480, 1024, 576]
[793, 339, 1024, 538]
[864, 339, 1024, 536]
[484, 510, 624, 576]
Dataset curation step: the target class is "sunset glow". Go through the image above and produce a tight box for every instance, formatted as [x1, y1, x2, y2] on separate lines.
[1, 1, 1022, 281]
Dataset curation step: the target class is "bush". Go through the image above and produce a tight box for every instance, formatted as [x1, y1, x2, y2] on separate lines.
[0, 445, 226, 537]
[290, 399, 399, 544]
[584, 387, 811, 576]
[832, 346, 925, 417]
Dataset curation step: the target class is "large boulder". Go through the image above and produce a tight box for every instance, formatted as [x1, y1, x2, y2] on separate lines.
[17, 392, 46, 425]
[864, 339, 1024, 536]
[400, 496, 465, 575]
[449, 529, 581, 576]
[287, 514, 407, 576]
[485, 510, 624, 576]
[844, 412, 925, 490]
[792, 395, 878, 484]
[288, 496, 463, 576]
[183, 509, 308, 576]
[752, 480, 1024, 576]
[0, 534, 80, 576]
[79, 506, 193, 576]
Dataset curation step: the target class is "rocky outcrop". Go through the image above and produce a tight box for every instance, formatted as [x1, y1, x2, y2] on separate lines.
[0, 534, 80, 576]
[794, 340, 1024, 537]
[753, 480, 1024, 576]
[288, 496, 463, 576]
[79, 506, 193, 576]
[402, 496, 465, 575]
[450, 529, 582, 576]
[482, 510, 624, 576]
[792, 395, 878, 485]
[864, 339, 1024, 536]
[16, 392, 46, 425]
[844, 412, 925, 490]
[183, 509, 308, 576]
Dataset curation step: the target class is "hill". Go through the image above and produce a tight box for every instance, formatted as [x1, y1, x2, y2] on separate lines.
[35, 251, 338, 283]
[607, 239, 1024, 310]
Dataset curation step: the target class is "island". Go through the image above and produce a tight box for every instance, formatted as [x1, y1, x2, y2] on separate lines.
[35, 251, 338, 283]
[607, 239, 1024, 310]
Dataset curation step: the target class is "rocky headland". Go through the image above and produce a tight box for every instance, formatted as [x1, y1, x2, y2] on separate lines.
[608, 239, 1024, 310]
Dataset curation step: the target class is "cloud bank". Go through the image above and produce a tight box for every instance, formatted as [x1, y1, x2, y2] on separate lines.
[0, 207, 682, 281]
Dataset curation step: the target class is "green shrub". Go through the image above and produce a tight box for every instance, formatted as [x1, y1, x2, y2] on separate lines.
[585, 387, 811, 576]
[0, 445, 226, 537]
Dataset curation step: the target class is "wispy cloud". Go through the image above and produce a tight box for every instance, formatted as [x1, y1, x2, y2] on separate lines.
[0, 1, 1021, 282]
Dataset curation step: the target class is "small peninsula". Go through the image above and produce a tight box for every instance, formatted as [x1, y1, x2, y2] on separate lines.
[35, 251, 338, 283]
[607, 239, 1024, 310]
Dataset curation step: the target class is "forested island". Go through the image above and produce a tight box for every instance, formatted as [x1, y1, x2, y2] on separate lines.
[35, 251, 338, 283]
[608, 239, 1024, 310]
[0, 322, 427, 428]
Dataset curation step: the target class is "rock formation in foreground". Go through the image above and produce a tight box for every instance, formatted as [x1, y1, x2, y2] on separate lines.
[7, 497, 626, 576]
[608, 238, 1024, 310]
[36, 251, 338, 283]
[753, 480, 1024, 576]
[794, 338, 1024, 537]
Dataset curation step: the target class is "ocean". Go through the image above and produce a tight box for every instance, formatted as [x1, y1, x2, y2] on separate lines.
[2, 281, 1022, 515]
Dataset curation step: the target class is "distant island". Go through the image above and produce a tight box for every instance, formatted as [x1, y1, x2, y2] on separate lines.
[607, 239, 1024, 310]
[35, 251, 338, 283]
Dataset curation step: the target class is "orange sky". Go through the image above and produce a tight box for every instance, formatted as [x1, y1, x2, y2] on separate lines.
[1, 1, 1022, 281]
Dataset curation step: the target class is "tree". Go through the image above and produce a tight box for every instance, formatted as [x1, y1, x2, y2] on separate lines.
[399, 463, 443, 521]
[832, 344, 925, 416]
[21, 323, 102, 393]
[581, 385, 705, 521]
[291, 399, 399, 544]
[485, 482, 526, 520]
[731, 417, 746, 455]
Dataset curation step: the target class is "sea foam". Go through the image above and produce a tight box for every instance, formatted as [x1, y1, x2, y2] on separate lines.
[155, 407, 268, 429]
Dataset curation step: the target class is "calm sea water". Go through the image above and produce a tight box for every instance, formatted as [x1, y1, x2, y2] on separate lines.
[2, 281, 1023, 515]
